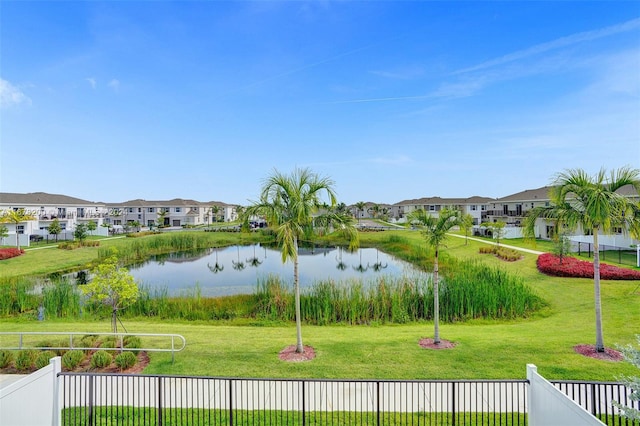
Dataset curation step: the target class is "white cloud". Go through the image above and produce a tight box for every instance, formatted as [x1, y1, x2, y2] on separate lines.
[454, 17, 640, 75]
[86, 77, 97, 89]
[0, 78, 32, 108]
[108, 79, 120, 91]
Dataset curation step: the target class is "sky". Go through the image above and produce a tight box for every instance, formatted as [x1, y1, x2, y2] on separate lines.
[1, 1, 639, 206]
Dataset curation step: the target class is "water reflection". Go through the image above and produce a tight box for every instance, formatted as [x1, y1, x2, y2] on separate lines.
[127, 244, 419, 297]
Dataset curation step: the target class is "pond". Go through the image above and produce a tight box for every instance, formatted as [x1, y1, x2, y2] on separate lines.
[127, 244, 422, 297]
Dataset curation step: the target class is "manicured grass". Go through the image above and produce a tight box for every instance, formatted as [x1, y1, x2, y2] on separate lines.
[1, 230, 639, 381]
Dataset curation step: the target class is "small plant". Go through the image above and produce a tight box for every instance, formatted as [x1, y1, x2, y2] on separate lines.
[15, 350, 37, 371]
[0, 350, 14, 368]
[124, 336, 142, 354]
[90, 350, 112, 369]
[35, 350, 57, 369]
[114, 352, 137, 371]
[62, 350, 85, 370]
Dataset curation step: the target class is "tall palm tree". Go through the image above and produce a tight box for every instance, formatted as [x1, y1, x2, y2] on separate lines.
[523, 167, 640, 352]
[354, 201, 367, 224]
[0, 208, 36, 249]
[407, 208, 460, 345]
[245, 168, 359, 353]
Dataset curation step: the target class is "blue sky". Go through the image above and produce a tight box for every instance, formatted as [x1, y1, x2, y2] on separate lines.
[1, 1, 639, 206]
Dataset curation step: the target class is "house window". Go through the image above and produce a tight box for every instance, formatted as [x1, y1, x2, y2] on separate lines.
[545, 202, 550, 207]
[138, 214, 142, 220]
[429, 205, 435, 211]
[17, 225, 25, 234]
[471, 205, 477, 211]
[128, 208, 134, 213]
[481, 205, 486, 211]
[148, 207, 155, 213]
[613, 227, 623, 234]
[175, 207, 181, 213]
[138, 208, 142, 213]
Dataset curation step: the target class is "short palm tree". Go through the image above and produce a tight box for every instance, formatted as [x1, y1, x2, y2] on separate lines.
[407, 208, 460, 345]
[0, 208, 36, 249]
[523, 166, 640, 352]
[245, 168, 359, 353]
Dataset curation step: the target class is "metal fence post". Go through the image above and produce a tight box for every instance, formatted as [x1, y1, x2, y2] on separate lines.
[229, 379, 234, 426]
[377, 381, 381, 426]
[88, 375, 94, 426]
[157, 376, 163, 426]
[451, 382, 456, 425]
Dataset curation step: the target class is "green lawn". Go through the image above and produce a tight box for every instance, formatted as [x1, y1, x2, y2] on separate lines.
[1, 230, 639, 381]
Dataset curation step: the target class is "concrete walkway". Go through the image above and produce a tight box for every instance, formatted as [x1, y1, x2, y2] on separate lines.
[447, 233, 545, 255]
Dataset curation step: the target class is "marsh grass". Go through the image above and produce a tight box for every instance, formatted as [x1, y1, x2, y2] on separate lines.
[255, 260, 543, 325]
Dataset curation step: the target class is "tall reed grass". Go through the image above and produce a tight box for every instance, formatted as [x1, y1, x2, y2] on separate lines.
[254, 259, 544, 325]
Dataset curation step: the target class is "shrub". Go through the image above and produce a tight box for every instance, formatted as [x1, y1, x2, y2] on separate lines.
[58, 242, 81, 250]
[479, 247, 496, 254]
[90, 350, 112, 369]
[114, 352, 137, 370]
[15, 350, 37, 371]
[62, 350, 85, 370]
[537, 253, 640, 280]
[0, 248, 25, 260]
[123, 336, 142, 354]
[35, 350, 57, 369]
[495, 247, 522, 262]
[0, 350, 14, 368]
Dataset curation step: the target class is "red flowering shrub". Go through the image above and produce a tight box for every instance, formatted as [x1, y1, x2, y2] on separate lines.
[0, 248, 25, 260]
[537, 253, 640, 280]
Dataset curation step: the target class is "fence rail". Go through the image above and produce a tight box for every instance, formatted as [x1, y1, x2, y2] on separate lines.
[0, 332, 186, 362]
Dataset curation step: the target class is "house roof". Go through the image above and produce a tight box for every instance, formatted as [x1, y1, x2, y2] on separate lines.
[495, 187, 553, 202]
[0, 192, 103, 206]
[394, 196, 495, 206]
[108, 199, 236, 208]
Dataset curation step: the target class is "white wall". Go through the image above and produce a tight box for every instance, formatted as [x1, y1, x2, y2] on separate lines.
[0, 357, 60, 426]
[527, 364, 605, 426]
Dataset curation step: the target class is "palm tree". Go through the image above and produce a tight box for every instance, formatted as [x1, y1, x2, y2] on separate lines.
[245, 168, 359, 353]
[0, 208, 36, 249]
[354, 201, 367, 224]
[407, 208, 460, 345]
[523, 167, 640, 352]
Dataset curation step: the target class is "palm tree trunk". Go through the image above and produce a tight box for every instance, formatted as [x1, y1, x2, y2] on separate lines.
[593, 229, 604, 352]
[433, 250, 440, 344]
[294, 241, 304, 353]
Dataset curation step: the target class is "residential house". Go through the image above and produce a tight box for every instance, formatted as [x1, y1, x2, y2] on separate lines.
[0, 192, 108, 245]
[105, 199, 237, 230]
[390, 196, 494, 225]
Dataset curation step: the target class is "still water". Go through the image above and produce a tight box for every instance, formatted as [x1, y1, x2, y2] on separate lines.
[127, 244, 421, 297]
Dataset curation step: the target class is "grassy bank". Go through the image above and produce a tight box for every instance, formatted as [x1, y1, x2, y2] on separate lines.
[0, 229, 639, 381]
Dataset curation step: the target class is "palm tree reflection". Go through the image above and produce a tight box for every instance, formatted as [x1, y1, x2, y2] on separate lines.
[207, 248, 224, 273]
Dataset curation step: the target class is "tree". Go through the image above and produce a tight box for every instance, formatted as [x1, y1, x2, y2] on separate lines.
[459, 213, 474, 245]
[48, 218, 62, 242]
[74, 223, 88, 243]
[407, 208, 460, 345]
[354, 201, 367, 224]
[157, 209, 168, 228]
[82, 251, 139, 333]
[523, 166, 640, 352]
[612, 335, 640, 421]
[245, 168, 359, 353]
[0, 224, 8, 244]
[481, 221, 506, 246]
[87, 220, 97, 235]
[0, 208, 36, 249]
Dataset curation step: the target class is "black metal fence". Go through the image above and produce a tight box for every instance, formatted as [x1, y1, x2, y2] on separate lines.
[58, 373, 639, 426]
[59, 374, 528, 425]
[574, 242, 639, 268]
[552, 380, 640, 426]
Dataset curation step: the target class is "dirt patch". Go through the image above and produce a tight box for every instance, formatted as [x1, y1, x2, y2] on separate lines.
[278, 345, 316, 362]
[419, 338, 456, 350]
[574, 344, 623, 362]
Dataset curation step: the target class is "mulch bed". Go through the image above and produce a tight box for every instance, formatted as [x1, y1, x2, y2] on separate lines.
[574, 344, 623, 362]
[419, 338, 456, 350]
[0, 351, 150, 375]
[278, 345, 316, 362]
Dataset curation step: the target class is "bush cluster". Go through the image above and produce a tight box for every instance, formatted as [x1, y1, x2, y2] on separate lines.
[62, 350, 85, 370]
[58, 241, 100, 250]
[479, 246, 522, 262]
[0, 248, 25, 260]
[537, 253, 640, 280]
[90, 350, 113, 369]
[115, 352, 137, 370]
